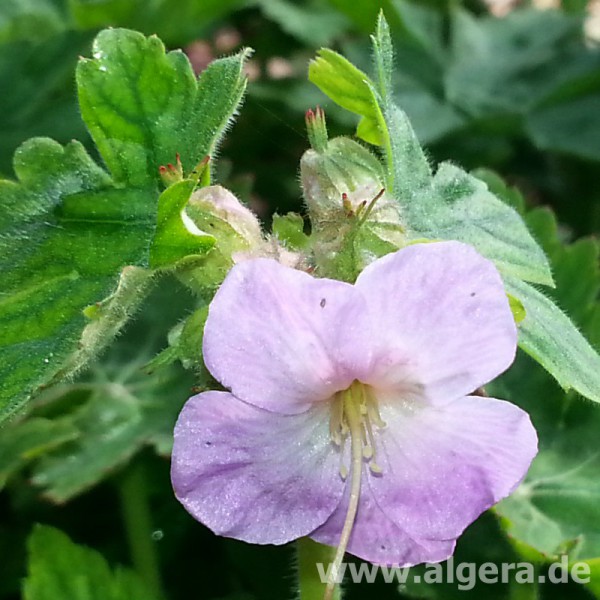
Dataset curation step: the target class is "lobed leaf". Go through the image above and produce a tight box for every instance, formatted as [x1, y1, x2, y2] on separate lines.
[0, 28, 249, 422]
[77, 29, 249, 187]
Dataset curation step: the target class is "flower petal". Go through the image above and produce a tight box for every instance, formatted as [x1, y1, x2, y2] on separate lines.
[368, 394, 537, 542]
[311, 464, 455, 566]
[171, 391, 345, 545]
[355, 241, 517, 403]
[204, 258, 371, 414]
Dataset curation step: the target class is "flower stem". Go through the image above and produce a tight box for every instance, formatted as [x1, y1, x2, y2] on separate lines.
[297, 538, 342, 600]
[117, 461, 165, 599]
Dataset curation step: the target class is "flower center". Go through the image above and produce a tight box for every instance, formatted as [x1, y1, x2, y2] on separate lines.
[329, 381, 387, 478]
[323, 382, 386, 600]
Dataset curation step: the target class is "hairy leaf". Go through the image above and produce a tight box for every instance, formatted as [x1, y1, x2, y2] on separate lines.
[77, 29, 249, 187]
[0, 29, 248, 422]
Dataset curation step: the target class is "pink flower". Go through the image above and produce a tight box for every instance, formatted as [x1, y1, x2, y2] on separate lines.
[171, 241, 537, 571]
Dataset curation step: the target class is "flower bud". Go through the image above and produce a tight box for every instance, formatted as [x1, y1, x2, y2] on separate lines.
[300, 136, 405, 280]
[187, 185, 264, 252]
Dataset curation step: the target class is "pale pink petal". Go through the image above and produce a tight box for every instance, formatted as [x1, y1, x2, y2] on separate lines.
[311, 464, 455, 566]
[203, 258, 371, 414]
[355, 241, 517, 403]
[171, 391, 344, 544]
[367, 394, 537, 542]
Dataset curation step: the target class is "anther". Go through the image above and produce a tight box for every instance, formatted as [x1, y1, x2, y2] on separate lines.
[369, 462, 383, 475]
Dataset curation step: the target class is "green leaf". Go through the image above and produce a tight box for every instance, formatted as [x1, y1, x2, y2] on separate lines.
[374, 16, 554, 287]
[149, 180, 215, 269]
[405, 164, 554, 286]
[257, 0, 350, 46]
[339, 2, 465, 146]
[24, 525, 155, 600]
[69, 0, 246, 46]
[0, 31, 92, 173]
[492, 206, 600, 564]
[308, 48, 383, 145]
[0, 28, 248, 423]
[527, 94, 600, 162]
[383, 102, 431, 198]
[309, 14, 554, 286]
[482, 175, 600, 403]
[503, 213, 600, 405]
[0, 418, 78, 488]
[0, 138, 155, 422]
[445, 8, 586, 118]
[272, 213, 309, 250]
[367, 18, 554, 286]
[29, 350, 192, 503]
[0, 0, 64, 44]
[506, 277, 600, 404]
[508, 293, 526, 324]
[77, 29, 249, 187]
[586, 559, 600, 598]
[493, 346, 600, 563]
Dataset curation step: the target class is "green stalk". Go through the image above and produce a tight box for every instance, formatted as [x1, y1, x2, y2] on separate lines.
[297, 538, 342, 600]
[118, 461, 165, 599]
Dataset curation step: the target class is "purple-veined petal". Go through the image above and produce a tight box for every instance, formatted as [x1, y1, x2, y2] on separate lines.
[310, 463, 455, 566]
[203, 258, 371, 415]
[171, 391, 345, 545]
[367, 393, 537, 542]
[355, 241, 517, 403]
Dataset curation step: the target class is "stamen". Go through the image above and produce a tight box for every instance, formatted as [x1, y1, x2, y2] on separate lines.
[365, 388, 386, 428]
[360, 420, 374, 460]
[338, 434, 348, 480]
[369, 461, 383, 475]
[363, 415, 377, 462]
[329, 396, 343, 443]
[339, 464, 349, 480]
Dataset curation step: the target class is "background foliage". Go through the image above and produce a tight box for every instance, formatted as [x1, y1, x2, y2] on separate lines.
[0, 0, 599, 599]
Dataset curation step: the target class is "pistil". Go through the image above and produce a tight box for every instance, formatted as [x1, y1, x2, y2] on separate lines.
[324, 383, 386, 600]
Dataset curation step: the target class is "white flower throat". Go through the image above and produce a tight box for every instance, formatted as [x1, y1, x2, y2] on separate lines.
[329, 381, 387, 478]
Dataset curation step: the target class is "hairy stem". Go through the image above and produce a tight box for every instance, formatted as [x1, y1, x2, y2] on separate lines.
[297, 538, 342, 600]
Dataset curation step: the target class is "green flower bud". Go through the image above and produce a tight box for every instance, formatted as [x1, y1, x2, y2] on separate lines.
[300, 136, 405, 281]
